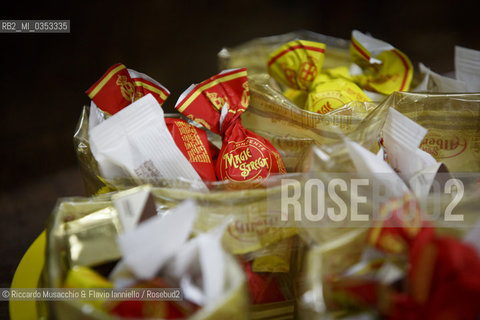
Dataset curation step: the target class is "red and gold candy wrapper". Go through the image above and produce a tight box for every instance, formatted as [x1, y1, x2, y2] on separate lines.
[243, 261, 286, 305]
[165, 118, 217, 182]
[86, 63, 170, 115]
[316, 192, 480, 319]
[377, 229, 480, 320]
[348, 193, 480, 319]
[367, 192, 427, 254]
[175, 68, 287, 182]
[85, 64, 219, 183]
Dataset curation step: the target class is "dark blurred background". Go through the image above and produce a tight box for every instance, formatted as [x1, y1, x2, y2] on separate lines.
[1, 0, 479, 318]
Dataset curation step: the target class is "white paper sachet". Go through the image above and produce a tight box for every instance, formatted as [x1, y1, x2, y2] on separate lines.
[455, 46, 480, 92]
[112, 185, 157, 232]
[116, 200, 197, 280]
[89, 94, 206, 190]
[408, 162, 452, 198]
[415, 63, 467, 92]
[346, 139, 409, 198]
[163, 222, 229, 308]
[382, 108, 436, 181]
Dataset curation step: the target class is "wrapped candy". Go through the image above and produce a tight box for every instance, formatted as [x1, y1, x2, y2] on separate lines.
[299, 91, 480, 319]
[89, 94, 207, 190]
[350, 30, 413, 95]
[268, 40, 371, 114]
[165, 118, 218, 182]
[86, 63, 170, 115]
[46, 188, 250, 320]
[266, 30, 414, 115]
[175, 68, 287, 183]
[85, 64, 217, 191]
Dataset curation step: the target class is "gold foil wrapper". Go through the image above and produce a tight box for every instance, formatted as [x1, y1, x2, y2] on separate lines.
[45, 192, 251, 320]
[45, 196, 117, 319]
[63, 206, 122, 267]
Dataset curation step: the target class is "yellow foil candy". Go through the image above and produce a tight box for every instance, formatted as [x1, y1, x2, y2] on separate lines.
[64, 266, 113, 289]
[283, 88, 308, 107]
[350, 30, 413, 95]
[268, 40, 326, 91]
[64, 266, 113, 309]
[268, 40, 370, 112]
[306, 78, 371, 114]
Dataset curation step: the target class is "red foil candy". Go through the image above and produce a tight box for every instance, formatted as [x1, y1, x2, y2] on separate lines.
[366, 194, 480, 319]
[86, 64, 217, 182]
[165, 118, 217, 182]
[175, 68, 286, 182]
[243, 261, 285, 304]
[86, 63, 170, 115]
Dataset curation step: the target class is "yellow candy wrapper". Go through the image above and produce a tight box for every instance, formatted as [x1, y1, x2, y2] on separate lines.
[268, 39, 371, 113]
[268, 40, 326, 91]
[283, 88, 308, 107]
[242, 74, 377, 171]
[64, 266, 113, 289]
[350, 30, 413, 95]
[306, 78, 372, 114]
[218, 30, 351, 75]
[322, 66, 353, 80]
[64, 266, 113, 310]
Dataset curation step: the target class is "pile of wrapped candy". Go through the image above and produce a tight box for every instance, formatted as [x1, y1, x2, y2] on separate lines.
[44, 30, 480, 319]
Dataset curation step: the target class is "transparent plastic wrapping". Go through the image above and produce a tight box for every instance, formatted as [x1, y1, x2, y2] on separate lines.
[69, 42, 480, 319]
[44, 180, 309, 319]
[243, 74, 377, 172]
[298, 192, 480, 319]
[75, 95, 376, 191]
[307, 91, 480, 175]
[218, 30, 351, 75]
[73, 101, 313, 318]
[74, 107, 222, 195]
[44, 193, 252, 320]
[216, 31, 381, 171]
[298, 92, 480, 319]
[150, 184, 303, 319]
